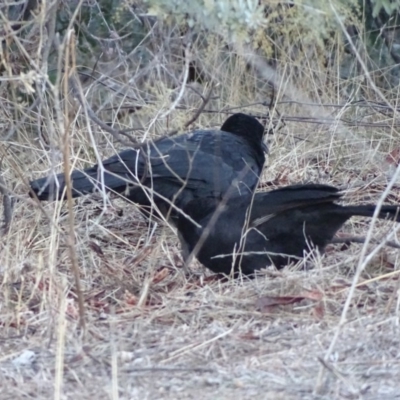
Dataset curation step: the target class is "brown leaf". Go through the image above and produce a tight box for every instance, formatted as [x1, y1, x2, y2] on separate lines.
[123, 290, 138, 306]
[88, 241, 104, 257]
[256, 296, 305, 310]
[88, 299, 109, 312]
[313, 302, 325, 319]
[256, 290, 323, 312]
[386, 148, 400, 165]
[239, 331, 260, 340]
[65, 299, 79, 319]
[126, 246, 153, 267]
[152, 267, 170, 284]
[37, 278, 50, 292]
[328, 278, 352, 292]
[299, 289, 323, 301]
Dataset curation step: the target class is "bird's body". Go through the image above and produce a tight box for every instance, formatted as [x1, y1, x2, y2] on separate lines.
[177, 184, 400, 275]
[30, 114, 266, 220]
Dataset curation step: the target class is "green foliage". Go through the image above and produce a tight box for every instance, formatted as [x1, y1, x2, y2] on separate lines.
[258, 1, 359, 51]
[142, 0, 361, 51]
[143, 0, 267, 40]
[55, 0, 147, 64]
[370, 0, 400, 17]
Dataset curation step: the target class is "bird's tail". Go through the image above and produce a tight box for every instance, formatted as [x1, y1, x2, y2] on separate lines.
[341, 204, 400, 222]
[30, 166, 127, 200]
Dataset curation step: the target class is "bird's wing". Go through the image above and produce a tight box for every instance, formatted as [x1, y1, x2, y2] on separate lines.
[93, 130, 262, 199]
[250, 184, 342, 226]
[144, 131, 258, 190]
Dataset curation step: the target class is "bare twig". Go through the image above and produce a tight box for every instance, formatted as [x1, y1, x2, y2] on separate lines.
[39, 0, 58, 69]
[69, 75, 138, 146]
[166, 83, 216, 136]
[63, 30, 86, 330]
[330, 2, 398, 118]
[161, 41, 191, 119]
[0, 96, 41, 141]
[374, 12, 400, 65]
[0, 159, 13, 235]
[331, 236, 400, 250]
[100, 102, 400, 131]
[183, 83, 216, 128]
[120, 367, 215, 373]
[317, 357, 358, 394]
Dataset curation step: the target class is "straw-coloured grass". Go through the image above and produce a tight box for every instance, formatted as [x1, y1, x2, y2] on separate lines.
[1, 8, 400, 398]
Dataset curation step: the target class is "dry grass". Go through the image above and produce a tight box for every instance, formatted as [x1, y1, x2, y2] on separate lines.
[2, 4, 400, 399]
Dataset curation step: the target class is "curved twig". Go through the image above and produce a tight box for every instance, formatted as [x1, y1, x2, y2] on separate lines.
[69, 75, 139, 146]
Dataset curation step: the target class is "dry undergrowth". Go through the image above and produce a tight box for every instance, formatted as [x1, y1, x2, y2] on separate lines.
[2, 8, 400, 400]
[1, 112, 400, 399]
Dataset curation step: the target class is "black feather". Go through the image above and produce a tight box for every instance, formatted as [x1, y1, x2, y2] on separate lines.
[30, 113, 266, 220]
[177, 184, 400, 276]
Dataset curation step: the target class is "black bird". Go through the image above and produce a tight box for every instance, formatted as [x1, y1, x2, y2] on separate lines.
[177, 184, 400, 276]
[30, 113, 267, 220]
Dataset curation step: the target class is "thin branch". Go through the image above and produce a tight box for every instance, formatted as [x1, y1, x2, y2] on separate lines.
[98, 101, 400, 131]
[160, 41, 191, 119]
[183, 83, 216, 128]
[0, 159, 13, 235]
[331, 236, 400, 250]
[69, 75, 138, 146]
[167, 83, 216, 136]
[375, 12, 400, 64]
[63, 30, 86, 331]
[0, 96, 41, 141]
